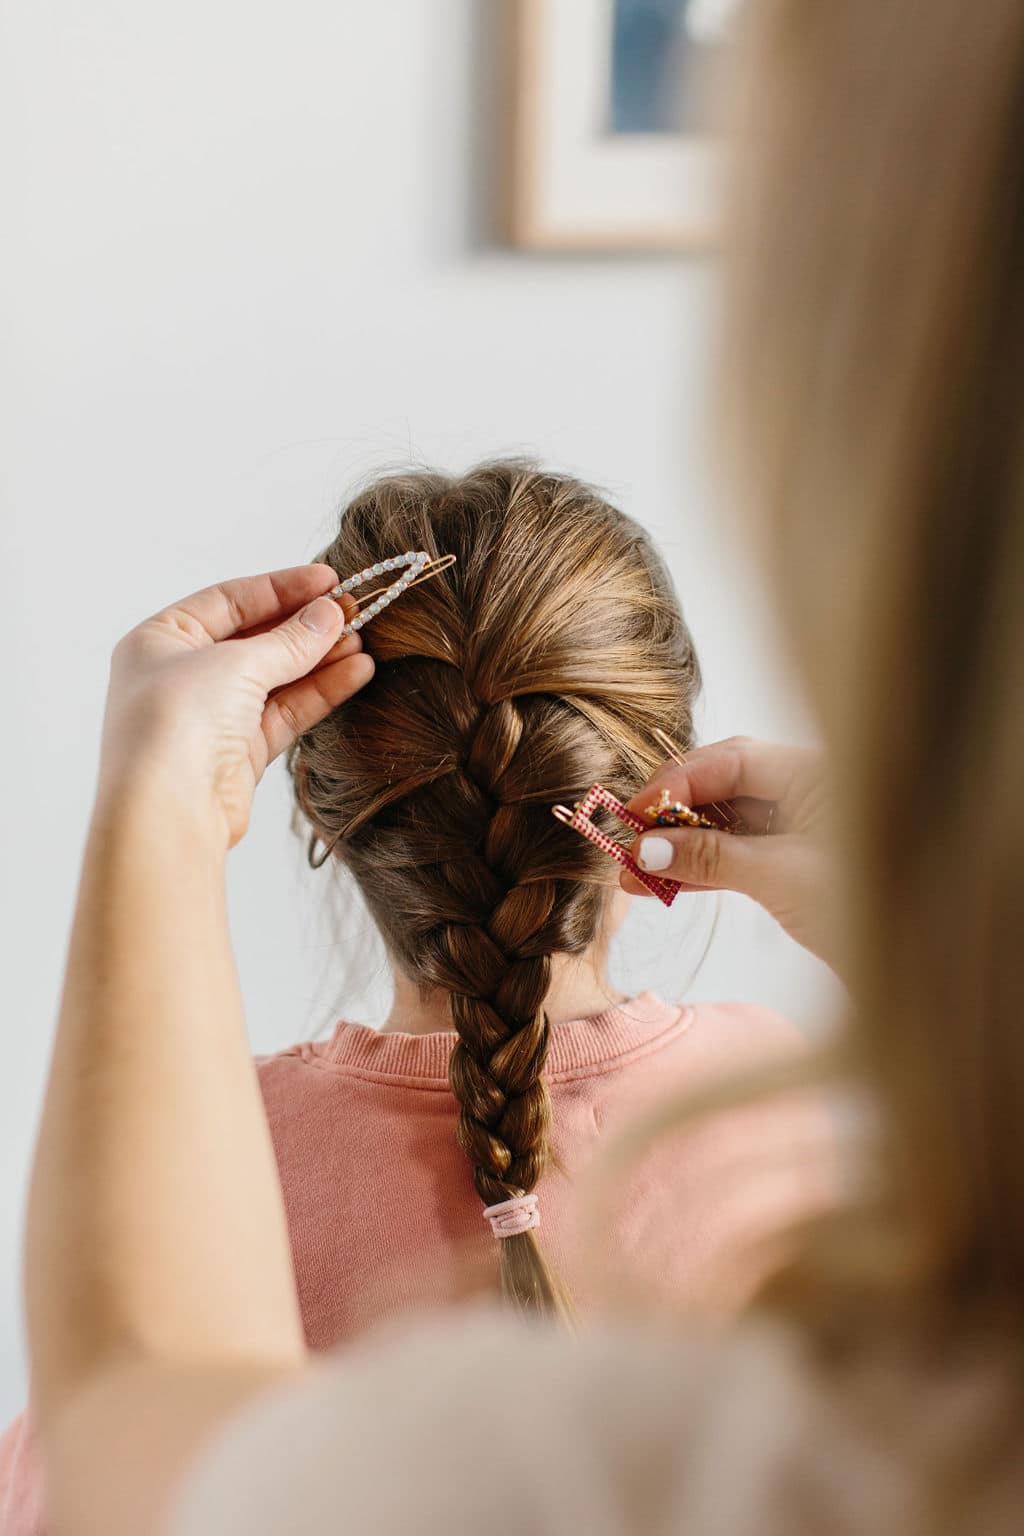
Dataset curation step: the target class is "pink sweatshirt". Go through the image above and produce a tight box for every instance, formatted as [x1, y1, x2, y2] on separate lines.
[1, 994, 828, 1533]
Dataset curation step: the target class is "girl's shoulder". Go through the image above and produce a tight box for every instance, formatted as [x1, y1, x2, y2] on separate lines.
[579, 994, 810, 1095]
[679, 998, 811, 1072]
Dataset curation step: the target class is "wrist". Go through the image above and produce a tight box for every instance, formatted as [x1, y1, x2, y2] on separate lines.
[93, 760, 230, 861]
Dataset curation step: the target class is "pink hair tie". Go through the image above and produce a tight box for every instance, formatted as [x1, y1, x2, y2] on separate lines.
[483, 1194, 540, 1239]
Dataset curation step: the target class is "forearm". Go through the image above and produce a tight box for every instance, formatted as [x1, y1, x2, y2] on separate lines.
[25, 776, 305, 1431]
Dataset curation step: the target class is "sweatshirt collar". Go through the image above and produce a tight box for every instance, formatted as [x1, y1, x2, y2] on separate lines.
[323, 992, 690, 1083]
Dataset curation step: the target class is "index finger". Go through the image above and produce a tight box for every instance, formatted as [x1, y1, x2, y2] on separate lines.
[625, 737, 803, 817]
[159, 565, 339, 642]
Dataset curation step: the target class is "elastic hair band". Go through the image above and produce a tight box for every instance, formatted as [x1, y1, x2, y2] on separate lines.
[483, 1194, 540, 1240]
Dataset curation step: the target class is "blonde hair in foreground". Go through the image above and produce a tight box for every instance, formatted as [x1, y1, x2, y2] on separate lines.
[290, 463, 700, 1317]
[720, 0, 1024, 1321]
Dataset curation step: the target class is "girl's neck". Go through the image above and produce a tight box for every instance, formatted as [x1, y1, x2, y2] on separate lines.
[382, 952, 627, 1036]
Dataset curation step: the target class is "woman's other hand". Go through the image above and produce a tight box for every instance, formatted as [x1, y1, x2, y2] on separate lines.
[98, 566, 373, 847]
[623, 737, 837, 965]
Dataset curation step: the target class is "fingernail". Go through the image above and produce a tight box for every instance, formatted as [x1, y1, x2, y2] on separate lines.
[300, 596, 340, 634]
[637, 836, 673, 871]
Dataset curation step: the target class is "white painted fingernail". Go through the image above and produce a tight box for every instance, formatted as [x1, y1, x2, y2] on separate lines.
[638, 836, 673, 871]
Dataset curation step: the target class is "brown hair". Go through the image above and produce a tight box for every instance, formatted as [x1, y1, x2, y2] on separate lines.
[721, 0, 1024, 1323]
[290, 463, 700, 1315]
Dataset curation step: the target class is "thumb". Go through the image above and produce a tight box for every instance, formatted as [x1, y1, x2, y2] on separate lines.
[239, 595, 345, 692]
[634, 824, 770, 901]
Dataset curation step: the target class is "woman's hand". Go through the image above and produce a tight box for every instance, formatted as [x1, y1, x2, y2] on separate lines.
[28, 567, 357, 1513]
[98, 565, 373, 848]
[622, 737, 838, 965]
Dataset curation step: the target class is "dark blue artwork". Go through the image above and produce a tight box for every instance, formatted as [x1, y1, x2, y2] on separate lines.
[610, 0, 713, 135]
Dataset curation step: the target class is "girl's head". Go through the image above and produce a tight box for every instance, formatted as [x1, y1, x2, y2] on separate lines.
[290, 462, 700, 1314]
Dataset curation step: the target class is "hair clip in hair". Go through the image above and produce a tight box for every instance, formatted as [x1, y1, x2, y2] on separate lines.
[651, 726, 740, 830]
[552, 785, 681, 908]
[643, 788, 718, 830]
[330, 551, 457, 636]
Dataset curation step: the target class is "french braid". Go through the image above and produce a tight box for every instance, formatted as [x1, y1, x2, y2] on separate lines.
[290, 463, 701, 1315]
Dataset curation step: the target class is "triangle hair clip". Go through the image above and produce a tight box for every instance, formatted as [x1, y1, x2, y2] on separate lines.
[330, 551, 457, 636]
[552, 784, 682, 908]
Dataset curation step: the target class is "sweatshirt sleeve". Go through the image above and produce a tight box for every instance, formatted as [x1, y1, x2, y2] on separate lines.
[0, 1411, 46, 1535]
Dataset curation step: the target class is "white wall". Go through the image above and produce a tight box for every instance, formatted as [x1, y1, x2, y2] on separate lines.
[0, 0, 840, 1420]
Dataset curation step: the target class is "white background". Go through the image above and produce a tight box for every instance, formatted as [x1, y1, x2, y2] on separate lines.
[0, 0, 840, 1420]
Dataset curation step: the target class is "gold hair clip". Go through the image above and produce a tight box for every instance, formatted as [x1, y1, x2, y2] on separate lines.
[651, 726, 742, 831]
[642, 788, 718, 830]
[330, 552, 457, 636]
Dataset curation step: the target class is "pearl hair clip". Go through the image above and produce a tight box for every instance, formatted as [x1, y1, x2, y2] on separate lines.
[329, 551, 457, 636]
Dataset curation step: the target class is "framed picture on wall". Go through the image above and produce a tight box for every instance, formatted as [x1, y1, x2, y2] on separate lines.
[507, 0, 732, 252]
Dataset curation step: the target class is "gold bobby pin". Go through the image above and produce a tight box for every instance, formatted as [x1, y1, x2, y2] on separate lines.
[651, 726, 740, 832]
[331, 552, 457, 637]
[651, 726, 688, 768]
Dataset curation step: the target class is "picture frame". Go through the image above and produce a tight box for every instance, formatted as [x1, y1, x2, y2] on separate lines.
[506, 0, 723, 253]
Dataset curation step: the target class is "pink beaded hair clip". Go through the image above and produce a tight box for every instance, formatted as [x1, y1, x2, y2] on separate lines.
[329, 551, 457, 636]
[551, 729, 742, 907]
[552, 784, 683, 908]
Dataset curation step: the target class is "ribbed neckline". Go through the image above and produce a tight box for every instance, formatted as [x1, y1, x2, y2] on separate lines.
[322, 992, 690, 1082]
